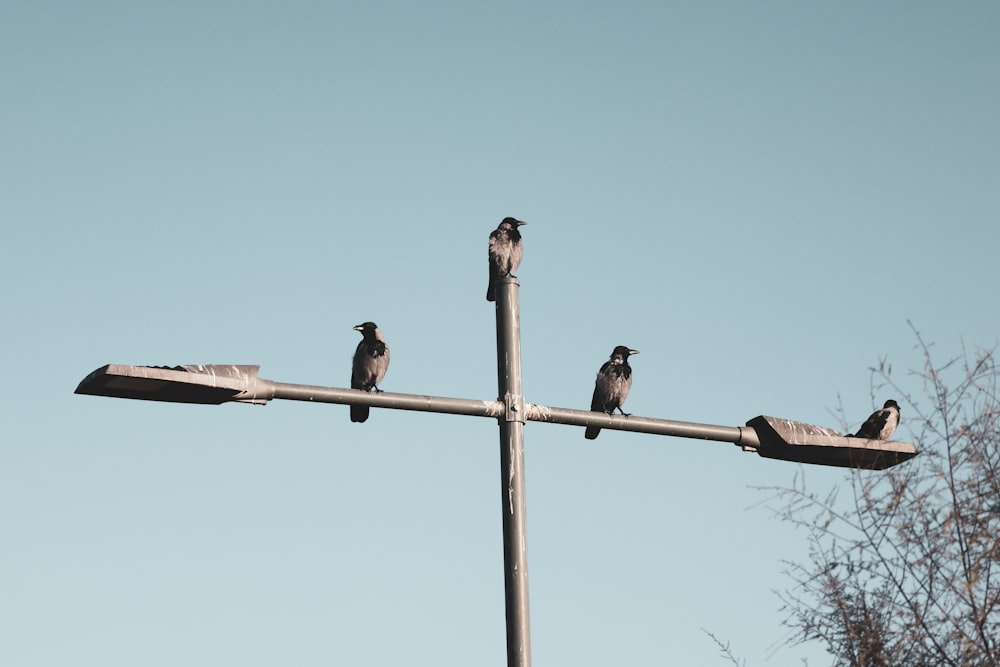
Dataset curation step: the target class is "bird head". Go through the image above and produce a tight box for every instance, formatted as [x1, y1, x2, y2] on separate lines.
[501, 216, 527, 229]
[884, 399, 900, 411]
[354, 322, 379, 335]
[611, 346, 639, 360]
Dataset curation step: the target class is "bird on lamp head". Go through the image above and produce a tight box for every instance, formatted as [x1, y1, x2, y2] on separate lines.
[851, 399, 900, 440]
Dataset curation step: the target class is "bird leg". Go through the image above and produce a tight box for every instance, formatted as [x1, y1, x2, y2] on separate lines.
[615, 407, 631, 417]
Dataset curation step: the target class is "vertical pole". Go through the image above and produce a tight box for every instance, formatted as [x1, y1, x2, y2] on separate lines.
[494, 275, 531, 667]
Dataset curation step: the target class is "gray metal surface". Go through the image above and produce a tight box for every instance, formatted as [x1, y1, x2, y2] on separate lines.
[525, 403, 752, 444]
[75, 364, 273, 405]
[494, 276, 532, 667]
[746, 415, 918, 470]
[269, 382, 505, 419]
[75, 366, 915, 470]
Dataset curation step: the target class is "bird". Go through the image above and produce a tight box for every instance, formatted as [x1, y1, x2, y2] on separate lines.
[487, 217, 527, 302]
[349, 321, 390, 423]
[851, 399, 900, 440]
[585, 346, 639, 440]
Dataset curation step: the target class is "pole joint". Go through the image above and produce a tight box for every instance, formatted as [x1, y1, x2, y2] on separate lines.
[503, 393, 527, 424]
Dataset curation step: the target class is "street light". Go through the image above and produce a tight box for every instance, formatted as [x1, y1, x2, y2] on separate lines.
[74, 361, 918, 472]
[75, 275, 917, 667]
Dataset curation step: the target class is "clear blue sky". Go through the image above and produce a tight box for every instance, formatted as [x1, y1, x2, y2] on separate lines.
[2, 2, 998, 665]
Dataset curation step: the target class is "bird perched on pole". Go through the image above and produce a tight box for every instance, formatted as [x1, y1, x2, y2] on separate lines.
[851, 399, 900, 440]
[585, 346, 639, 440]
[486, 216, 527, 302]
[350, 321, 390, 423]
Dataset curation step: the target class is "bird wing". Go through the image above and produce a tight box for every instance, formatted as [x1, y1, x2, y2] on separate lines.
[855, 408, 888, 439]
[509, 237, 523, 273]
[352, 340, 389, 390]
[372, 342, 390, 386]
[488, 227, 503, 259]
[487, 229, 504, 287]
[591, 361, 632, 413]
[590, 361, 613, 411]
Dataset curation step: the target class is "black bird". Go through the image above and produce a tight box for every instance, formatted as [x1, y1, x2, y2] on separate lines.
[585, 346, 639, 440]
[487, 217, 527, 302]
[851, 399, 900, 440]
[350, 321, 390, 423]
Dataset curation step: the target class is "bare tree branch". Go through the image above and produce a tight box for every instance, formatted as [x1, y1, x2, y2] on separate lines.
[768, 327, 1000, 666]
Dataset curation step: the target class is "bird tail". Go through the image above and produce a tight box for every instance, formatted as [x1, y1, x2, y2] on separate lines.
[486, 278, 496, 302]
[584, 427, 600, 440]
[350, 404, 369, 423]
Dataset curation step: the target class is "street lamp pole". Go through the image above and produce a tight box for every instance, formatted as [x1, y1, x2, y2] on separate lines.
[74, 277, 919, 667]
[494, 276, 531, 667]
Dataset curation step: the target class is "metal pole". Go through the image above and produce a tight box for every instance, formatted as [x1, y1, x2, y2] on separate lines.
[494, 275, 531, 667]
[73, 364, 762, 448]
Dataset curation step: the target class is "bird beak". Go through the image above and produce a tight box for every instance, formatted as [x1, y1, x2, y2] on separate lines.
[353, 325, 364, 332]
[629, 349, 640, 355]
[516, 220, 527, 226]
